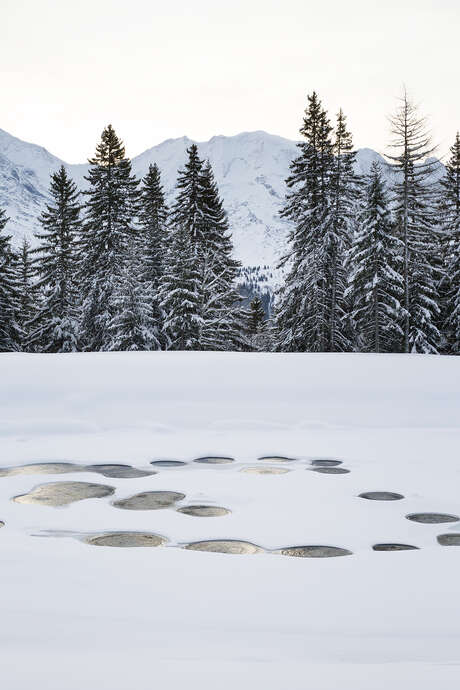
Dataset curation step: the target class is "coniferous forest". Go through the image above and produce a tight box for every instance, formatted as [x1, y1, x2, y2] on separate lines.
[0, 90, 459, 354]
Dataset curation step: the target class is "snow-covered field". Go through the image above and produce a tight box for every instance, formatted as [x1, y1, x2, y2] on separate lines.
[0, 351, 459, 689]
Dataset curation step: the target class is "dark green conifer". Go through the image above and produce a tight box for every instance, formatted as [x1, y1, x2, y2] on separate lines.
[78, 125, 139, 350]
[0, 208, 21, 351]
[29, 166, 81, 352]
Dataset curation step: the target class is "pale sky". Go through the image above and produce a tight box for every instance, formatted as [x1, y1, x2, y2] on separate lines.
[2, 0, 459, 162]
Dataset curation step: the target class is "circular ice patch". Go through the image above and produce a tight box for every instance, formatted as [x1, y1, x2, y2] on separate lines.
[85, 532, 167, 548]
[359, 491, 404, 501]
[112, 491, 185, 510]
[193, 457, 234, 464]
[13, 481, 115, 507]
[406, 513, 459, 524]
[274, 545, 352, 558]
[372, 543, 418, 551]
[184, 540, 263, 554]
[177, 505, 230, 517]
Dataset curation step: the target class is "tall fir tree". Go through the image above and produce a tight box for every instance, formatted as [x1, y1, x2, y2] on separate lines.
[438, 133, 460, 354]
[327, 108, 361, 351]
[138, 163, 168, 349]
[159, 223, 202, 350]
[0, 208, 21, 351]
[171, 144, 204, 247]
[276, 92, 335, 352]
[170, 148, 244, 350]
[198, 160, 244, 350]
[78, 125, 139, 351]
[248, 295, 266, 335]
[346, 161, 404, 352]
[386, 90, 440, 353]
[16, 238, 37, 350]
[29, 166, 81, 352]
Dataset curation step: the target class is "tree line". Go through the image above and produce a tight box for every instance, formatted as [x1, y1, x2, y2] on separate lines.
[0, 125, 265, 353]
[277, 90, 459, 354]
[0, 90, 459, 355]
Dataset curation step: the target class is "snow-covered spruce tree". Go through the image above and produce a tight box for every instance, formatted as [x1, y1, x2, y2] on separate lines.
[276, 92, 335, 352]
[29, 166, 81, 352]
[327, 109, 361, 351]
[246, 294, 271, 351]
[438, 133, 460, 353]
[0, 208, 22, 351]
[78, 125, 139, 351]
[171, 144, 204, 247]
[108, 240, 157, 351]
[248, 294, 266, 335]
[346, 161, 404, 352]
[16, 238, 37, 350]
[170, 147, 244, 350]
[386, 90, 440, 353]
[198, 160, 244, 350]
[159, 223, 202, 350]
[138, 163, 168, 349]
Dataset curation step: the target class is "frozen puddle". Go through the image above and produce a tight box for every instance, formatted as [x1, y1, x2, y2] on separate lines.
[311, 467, 350, 475]
[184, 540, 264, 554]
[258, 455, 295, 463]
[193, 456, 234, 464]
[151, 460, 187, 467]
[13, 481, 115, 507]
[373, 543, 418, 551]
[274, 545, 352, 558]
[84, 532, 167, 548]
[177, 505, 230, 517]
[437, 534, 460, 546]
[0, 462, 82, 477]
[86, 464, 155, 478]
[406, 513, 459, 524]
[0, 462, 154, 479]
[311, 459, 343, 467]
[113, 490, 185, 510]
[359, 491, 404, 501]
[241, 466, 290, 475]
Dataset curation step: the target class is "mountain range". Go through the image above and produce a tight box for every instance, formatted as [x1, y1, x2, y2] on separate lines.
[0, 127, 432, 291]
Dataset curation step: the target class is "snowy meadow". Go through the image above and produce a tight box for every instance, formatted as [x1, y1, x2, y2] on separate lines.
[0, 351, 459, 689]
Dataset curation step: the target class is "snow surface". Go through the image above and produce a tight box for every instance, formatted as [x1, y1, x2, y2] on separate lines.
[0, 351, 459, 689]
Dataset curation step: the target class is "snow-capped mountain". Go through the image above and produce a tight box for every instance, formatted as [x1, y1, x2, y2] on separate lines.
[0, 127, 398, 289]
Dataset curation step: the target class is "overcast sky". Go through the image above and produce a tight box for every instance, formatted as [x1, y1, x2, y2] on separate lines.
[2, 0, 459, 162]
